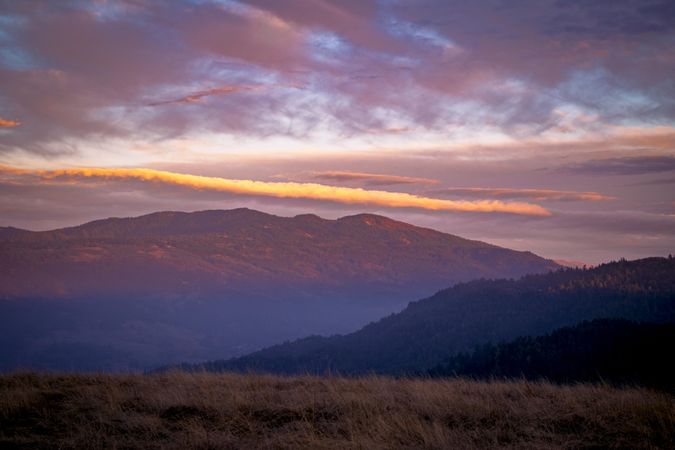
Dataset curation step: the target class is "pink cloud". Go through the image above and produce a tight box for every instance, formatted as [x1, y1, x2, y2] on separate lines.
[147, 85, 266, 106]
[0, 118, 21, 127]
[0, 0, 673, 156]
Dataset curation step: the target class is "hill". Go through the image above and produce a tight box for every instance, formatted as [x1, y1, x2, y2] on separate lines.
[1, 372, 672, 449]
[0, 209, 558, 371]
[190, 257, 675, 375]
[430, 319, 675, 391]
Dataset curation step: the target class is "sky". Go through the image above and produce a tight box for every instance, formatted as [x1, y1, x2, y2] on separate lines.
[0, 0, 674, 264]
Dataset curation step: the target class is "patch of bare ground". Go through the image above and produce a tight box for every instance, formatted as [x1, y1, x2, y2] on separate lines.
[0, 372, 673, 449]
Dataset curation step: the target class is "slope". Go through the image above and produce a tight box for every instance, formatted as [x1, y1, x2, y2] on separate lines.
[430, 319, 675, 391]
[193, 257, 675, 375]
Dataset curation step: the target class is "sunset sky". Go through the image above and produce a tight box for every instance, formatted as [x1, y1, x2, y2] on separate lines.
[1, 0, 673, 263]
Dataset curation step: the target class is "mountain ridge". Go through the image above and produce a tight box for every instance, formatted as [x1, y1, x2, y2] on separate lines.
[0, 208, 559, 299]
[1, 208, 524, 245]
[184, 257, 675, 376]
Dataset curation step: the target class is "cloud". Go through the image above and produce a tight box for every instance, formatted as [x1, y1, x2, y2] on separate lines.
[404, 207, 675, 265]
[427, 187, 613, 202]
[561, 155, 675, 175]
[0, 166, 551, 216]
[0, 165, 29, 175]
[0, 118, 21, 127]
[310, 171, 438, 186]
[539, 210, 675, 237]
[0, 1, 312, 154]
[2, 0, 674, 156]
[628, 177, 675, 187]
[147, 85, 274, 107]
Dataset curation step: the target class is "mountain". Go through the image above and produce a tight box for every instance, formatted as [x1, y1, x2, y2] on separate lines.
[188, 257, 675, 376]
[0, 226, 30, 239]
[0, 208, 558, 299]
[0, 209, 558, 371]
[429, 319, 675, 391]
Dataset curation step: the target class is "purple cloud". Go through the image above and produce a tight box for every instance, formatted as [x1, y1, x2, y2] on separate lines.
[0, 0, 673, 155]
[561, 156, 675, 175]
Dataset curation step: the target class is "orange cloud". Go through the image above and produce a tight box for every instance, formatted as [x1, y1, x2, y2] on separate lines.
[428, 187, 613, 202]
[0, 117, 21, 127]
[25, 167, 552, 216]
[311, 171, 438, 186]
[0, 165, 29, 174]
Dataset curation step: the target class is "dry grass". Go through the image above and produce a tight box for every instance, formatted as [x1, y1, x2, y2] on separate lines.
[1, 372, 673, 449]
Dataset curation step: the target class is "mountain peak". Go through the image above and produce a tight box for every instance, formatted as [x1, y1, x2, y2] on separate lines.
[293, 213, 324, 221]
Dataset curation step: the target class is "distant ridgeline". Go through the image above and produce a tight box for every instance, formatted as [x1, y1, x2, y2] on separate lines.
[181, 257, 675, 386]
[429, 319, 675, 392]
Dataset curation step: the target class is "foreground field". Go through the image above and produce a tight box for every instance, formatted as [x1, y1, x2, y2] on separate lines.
[1, 372, 673, 449]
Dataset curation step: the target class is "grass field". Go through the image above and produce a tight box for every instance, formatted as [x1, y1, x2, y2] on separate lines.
[1, 372, 673, 449]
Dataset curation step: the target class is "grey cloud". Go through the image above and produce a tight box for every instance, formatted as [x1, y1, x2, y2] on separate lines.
[562, 156, 675, 175]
